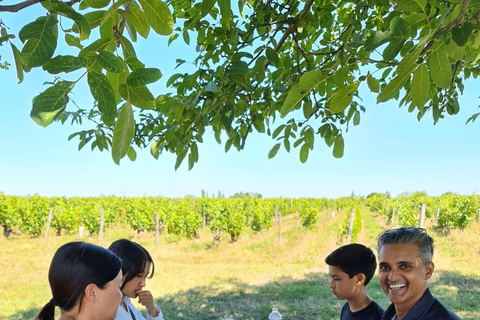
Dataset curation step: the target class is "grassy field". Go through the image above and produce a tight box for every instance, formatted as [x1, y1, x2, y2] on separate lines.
[1, 208, 479, 320]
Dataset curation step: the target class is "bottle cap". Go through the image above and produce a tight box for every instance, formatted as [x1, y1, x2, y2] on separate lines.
[272, 308, 278, 311]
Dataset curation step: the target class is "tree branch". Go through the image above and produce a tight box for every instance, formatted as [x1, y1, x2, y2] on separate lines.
[263, 0, 315, 70]
[0, 0, 45, 12]
[0, 0, 81, 12]
[421, 0, 470, 55]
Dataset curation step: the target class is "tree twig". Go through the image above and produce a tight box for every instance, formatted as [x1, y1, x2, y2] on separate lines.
[421, 0, 470, 55]
[0, 0, 81, 12]
[0, 0, 45, 12]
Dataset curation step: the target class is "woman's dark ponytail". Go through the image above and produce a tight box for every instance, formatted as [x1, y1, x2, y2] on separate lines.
[35, 300, 55, 320]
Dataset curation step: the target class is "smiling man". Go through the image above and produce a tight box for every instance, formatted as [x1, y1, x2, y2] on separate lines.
[376, 228, 461, 320]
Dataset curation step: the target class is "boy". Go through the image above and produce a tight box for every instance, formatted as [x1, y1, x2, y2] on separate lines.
[325, 244, 384, 320]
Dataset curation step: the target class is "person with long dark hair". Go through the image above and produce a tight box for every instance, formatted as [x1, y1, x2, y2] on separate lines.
[36, 241, 123, 320]
[109, 239, 164, 320]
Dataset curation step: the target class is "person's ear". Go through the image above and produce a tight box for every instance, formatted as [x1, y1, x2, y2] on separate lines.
[355, 273, 366, 286]
[425, 262, 434, 280]
[84, 283, 98, 304]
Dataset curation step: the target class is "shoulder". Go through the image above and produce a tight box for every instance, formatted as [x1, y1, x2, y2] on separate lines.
[363, 300, 384, 319]
[425, 299, 462, 320]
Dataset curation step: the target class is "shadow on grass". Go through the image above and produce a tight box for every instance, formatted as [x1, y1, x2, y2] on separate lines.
[5, 271, 479, 320]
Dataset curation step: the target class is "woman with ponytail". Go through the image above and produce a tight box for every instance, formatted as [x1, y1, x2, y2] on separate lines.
[36, 242, 123, 320]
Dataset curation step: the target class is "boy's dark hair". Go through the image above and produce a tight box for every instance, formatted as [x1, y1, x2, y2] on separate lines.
[109, 239, 154, 290]
[325, 243, 377, 285]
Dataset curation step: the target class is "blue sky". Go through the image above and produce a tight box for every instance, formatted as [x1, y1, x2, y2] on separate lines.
[0, 7, 479, 199]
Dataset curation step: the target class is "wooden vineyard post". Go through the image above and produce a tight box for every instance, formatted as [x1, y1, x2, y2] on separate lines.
[44, 207, 53, 240]
[477, 209, 480, 223]
[99, 206, 104, 243]
[154, 211, 160, 246]
[347, 209, 355, 243]
[276, 204, 282, 247]
[419, 203, 426, 228]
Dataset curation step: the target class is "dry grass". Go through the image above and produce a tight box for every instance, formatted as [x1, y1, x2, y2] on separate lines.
[1, 209, 479, 320]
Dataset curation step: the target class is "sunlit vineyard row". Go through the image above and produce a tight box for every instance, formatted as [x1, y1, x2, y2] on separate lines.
[1, 192, 478, 238]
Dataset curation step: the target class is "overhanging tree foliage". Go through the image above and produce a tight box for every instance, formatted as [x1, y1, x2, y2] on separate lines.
[1, 0, 479, 168]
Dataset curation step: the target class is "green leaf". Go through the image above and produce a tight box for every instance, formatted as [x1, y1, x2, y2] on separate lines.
[390, 16, 408, 37]
[452, 23, 473, 47]
[126, 68, 162, 87]
[265, 47, 281, 68]
[268, 143, 281, 159]
[127, 146, 137, 161]
[84, 11, 106, 29]
[97, 51, 125, 73]
[227, 61, 249, 74]
[20, 16, 58, 70]
[65, 34, 83, 49]
[191, 142, 199, 162]
[31, 81, 75, 127]
[45, 2, 91, 40]
[428, 49, 452, 89]
[329, 82, 359, 114]
[100, 0, 127, 25]
[446, 40, 465, 60]
[353, 111, 360, 126]
[106, 70, 127, 103]
[128, 3, 150, 39]
[84, 0, 110, 9]
[397, 45, 422, 74]
[112, 103, 135, 165]
[272, 125, 285, 139]
[333, 135, 344, 158]
[126, 57, 145, 71]
[377, 46, 422, 103]
[19, 16, 57, 43]
[299, 144, 309, 163]
[281, 70, 326, 117]
[139, 0, 173, 35]
[79, 38, 114, 58]
[392, 0, 427, 13]
[42, 55, 87, 74]
[88, 71, 117, 127]
[150, 141, 161, 159]
[174, 149, 188, 170]
[364, 30, 391, 51]
[119, 84, 156, 109]
[377, 72, 411, 103]
[218, 0, 232, 29]
[411, 64, 430, 108]
[201, 0, 216, 17]
[366, 75, 380, 93]
[121, 37, 137, 59]
[383, 39, 405, 61]
[100, 15, 116, 40]
[10, 43, 24, 84]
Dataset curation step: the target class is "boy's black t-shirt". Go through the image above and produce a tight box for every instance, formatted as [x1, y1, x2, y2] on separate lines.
[340, 300, 384, 320]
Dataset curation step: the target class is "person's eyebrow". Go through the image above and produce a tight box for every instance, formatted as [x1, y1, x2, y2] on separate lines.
[396, 260, 414, 265]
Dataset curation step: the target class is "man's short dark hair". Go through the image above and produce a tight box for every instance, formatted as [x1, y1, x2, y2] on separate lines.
[376, 227, 434, 265]
[325, 243, 377, 285]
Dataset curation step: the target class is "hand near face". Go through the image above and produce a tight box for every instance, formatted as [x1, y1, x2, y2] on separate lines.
[136, 290, 158, 317]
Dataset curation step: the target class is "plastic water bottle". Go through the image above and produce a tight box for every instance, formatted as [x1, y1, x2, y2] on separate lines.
[268, 308, 282, 320]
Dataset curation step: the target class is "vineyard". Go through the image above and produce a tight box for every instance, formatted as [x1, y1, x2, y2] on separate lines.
[1, 192, 479, 241]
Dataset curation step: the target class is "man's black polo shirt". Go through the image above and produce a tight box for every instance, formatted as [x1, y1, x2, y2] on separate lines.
[381, 288, 461, 320]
